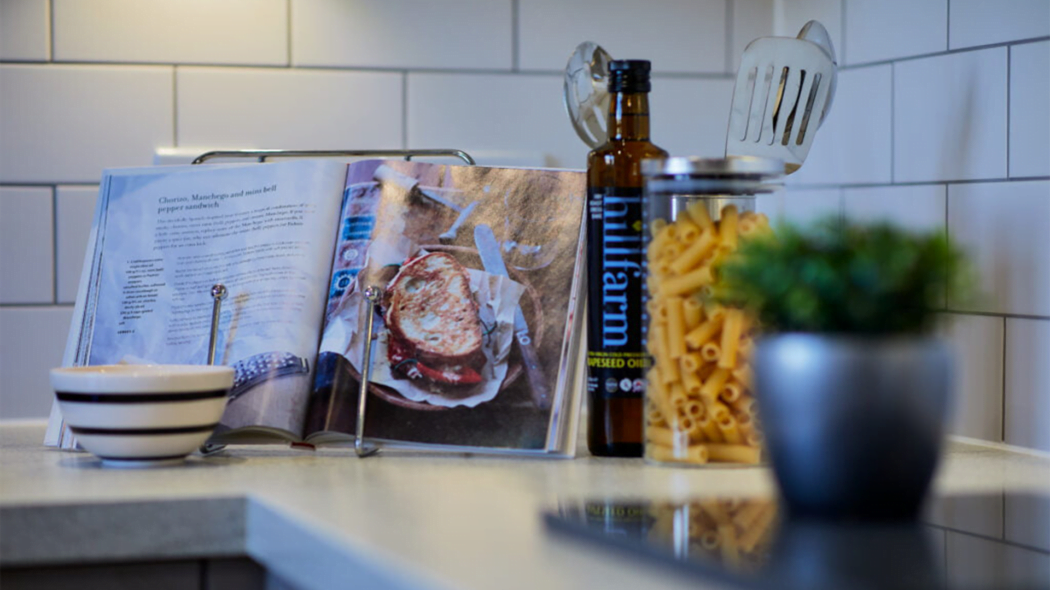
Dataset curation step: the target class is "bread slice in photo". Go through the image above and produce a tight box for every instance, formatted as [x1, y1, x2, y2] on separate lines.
[384, 252, 484, 385]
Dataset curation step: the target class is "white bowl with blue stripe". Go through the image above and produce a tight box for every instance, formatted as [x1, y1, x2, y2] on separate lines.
[50, 364, 234, 467]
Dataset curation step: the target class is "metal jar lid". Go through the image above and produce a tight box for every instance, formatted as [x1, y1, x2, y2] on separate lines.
[641, 156, 784, 195]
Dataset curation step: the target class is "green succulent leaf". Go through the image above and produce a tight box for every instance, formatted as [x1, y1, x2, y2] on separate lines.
[715, 216, 971, 335]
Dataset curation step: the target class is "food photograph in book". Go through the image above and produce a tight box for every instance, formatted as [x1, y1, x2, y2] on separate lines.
[307, 160, 586, 450]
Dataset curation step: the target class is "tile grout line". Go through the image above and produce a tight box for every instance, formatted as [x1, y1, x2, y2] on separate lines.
[51, 186, 58, 305]
[890, 62, 895, 183]
[839, 35, 1050, 70]
[1001, 317, 1007, 443]
[724, 0, 733, 75]
[286, 0, 293, 67]
[840, 0, 847, 66]
[941, 310, 1050, 321]
[47, 0, 54, 61]
[172, 67, 178, 147]
[944, 181, 950, 308]
[511, 0, 520, 72]
[401, 72, 408, 150]
[1006, 46, 1011, 178]
[787, 176, 1050, 190]
[946, 0, 951, 50]
[0, 302, 78, 309]
[0, 59, 734, 80]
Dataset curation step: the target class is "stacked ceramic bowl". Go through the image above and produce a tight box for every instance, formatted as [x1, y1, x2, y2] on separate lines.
[50, 364, 234, 467]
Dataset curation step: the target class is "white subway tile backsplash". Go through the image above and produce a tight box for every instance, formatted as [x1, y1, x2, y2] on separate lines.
[894, 49, 1008, 183]
[947, 531, 1050, 590]
[773, 0, 842, 62]
[731, 0, 776, 71]
[938, 314, 1003, 442]
[55, 186, 98, 305]
[928, 494, 1004, 538]
[0, 187, 53, 304]
[1010, 41, 1050, 178]
[1005, 493, 1050, 551]
[0, 0, 1047, 451]
[0, 64, 174, 184]
[650, 78, 735, 159]
[788, 65, 893, 186]
[292, 0, 511, 70]
[0, 0, 49, 61]
[407, 72, 583, 169]
[0, 306, 74, 419]
[518, 0, 727, 73]
[844, 0, 946, 65]
[52, 0, 287, 65]
[843, 184, 946, 232]
[761, 187, 842, 226]
[949, 0, 1050, 50]
[948, 180, 1050, 316]
[1004, 318, 1050, 452]
[176, 68, 403, 151]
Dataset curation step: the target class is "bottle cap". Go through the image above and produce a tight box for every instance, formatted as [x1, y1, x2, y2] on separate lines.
[608, 60, 652, 93]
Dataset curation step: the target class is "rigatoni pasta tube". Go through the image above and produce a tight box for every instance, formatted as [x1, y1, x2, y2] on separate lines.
[669, 232, 717, 275]
[697, 414, 724, 443]
[700, 342, 722, 363]
[737, 505, 776, 553]
[646, 424, 689, 449]
[662, 265, 714, 297]
[719, 309, 745, 369]
[717, 413, 743, 444]
[680, 364, 703, 395]
[718, 523, 741, 567]
[731, 366, 753, 389]
[665, 297, 686, 358]
[682, 297, 703, 329]
[718, 205, 739, 251]
[686, 200, 716, 233]
[685, 315, 724, 351]
[700, 367, 732, 401]
[702, 444, 761, 464]
[680, 352, 704, 373]
[647, 443, 709, 464]
[673, 214, 701, 244]
[721, 382, 744, 404]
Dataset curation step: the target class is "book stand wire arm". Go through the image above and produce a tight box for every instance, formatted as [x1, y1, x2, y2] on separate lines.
[193, 148, 477, 457]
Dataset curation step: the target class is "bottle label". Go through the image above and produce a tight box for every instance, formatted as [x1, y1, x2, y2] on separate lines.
[586, 187, 649, 399]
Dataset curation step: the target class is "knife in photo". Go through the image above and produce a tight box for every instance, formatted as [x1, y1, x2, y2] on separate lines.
[474, 224, 552, 411]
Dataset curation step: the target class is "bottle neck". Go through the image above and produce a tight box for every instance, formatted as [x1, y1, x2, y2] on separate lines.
[607, 92, 651, 142]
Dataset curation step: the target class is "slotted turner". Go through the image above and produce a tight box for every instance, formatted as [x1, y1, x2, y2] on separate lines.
[726, 20, 838, 174]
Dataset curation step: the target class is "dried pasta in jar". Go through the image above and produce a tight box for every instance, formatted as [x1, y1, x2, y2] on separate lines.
[641, 156, 783, 466]
[643, 203, 771, 466]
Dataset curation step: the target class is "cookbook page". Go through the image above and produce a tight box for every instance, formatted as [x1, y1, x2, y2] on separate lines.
[54, 160, 347, 443]
[305, 160, 586, 453]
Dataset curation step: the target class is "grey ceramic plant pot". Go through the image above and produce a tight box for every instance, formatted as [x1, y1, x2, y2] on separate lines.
[755, 334, 952, 520]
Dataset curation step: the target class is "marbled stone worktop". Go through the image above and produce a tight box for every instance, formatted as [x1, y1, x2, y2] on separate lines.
[1, 423, 1048, 590]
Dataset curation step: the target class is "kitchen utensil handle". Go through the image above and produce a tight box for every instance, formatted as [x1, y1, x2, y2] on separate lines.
[516, 324, 551, 411]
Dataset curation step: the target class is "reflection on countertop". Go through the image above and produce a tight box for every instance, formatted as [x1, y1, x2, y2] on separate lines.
[1, 423, 1048, 590]
[547, 491, 1049, 590]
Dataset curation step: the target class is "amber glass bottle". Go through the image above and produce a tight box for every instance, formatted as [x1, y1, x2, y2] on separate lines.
[586, 60, 668, 457]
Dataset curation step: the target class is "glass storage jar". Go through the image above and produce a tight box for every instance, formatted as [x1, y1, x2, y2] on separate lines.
[641, 156, 783, 466]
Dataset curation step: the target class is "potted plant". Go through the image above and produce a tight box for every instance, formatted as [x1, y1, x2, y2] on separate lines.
[716, 217, 969, 520]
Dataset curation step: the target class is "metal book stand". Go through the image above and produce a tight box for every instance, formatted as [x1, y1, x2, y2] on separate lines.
[193, 148, 477, 457]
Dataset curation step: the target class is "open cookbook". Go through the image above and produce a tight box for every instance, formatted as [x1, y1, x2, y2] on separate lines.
[45, 158, 588, 457]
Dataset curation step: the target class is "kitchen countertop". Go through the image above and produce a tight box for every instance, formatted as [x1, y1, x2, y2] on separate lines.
[1, 423, 1048, 590]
